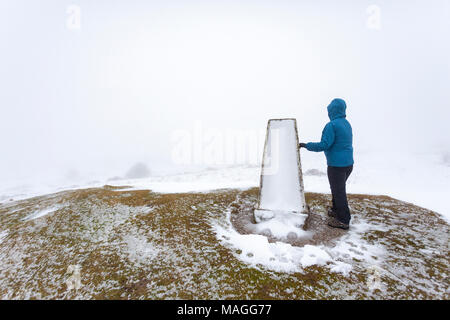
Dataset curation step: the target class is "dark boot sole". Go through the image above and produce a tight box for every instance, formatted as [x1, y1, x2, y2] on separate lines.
[327, 221, 349, 230]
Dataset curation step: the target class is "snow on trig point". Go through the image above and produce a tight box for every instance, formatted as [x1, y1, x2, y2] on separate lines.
[254, 118, 309, 227]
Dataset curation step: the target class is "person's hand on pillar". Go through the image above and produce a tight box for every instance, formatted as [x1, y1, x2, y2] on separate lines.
[299, 143, 307, 149]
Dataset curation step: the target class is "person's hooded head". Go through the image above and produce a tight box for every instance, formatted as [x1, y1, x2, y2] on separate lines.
[327, 98, 347, 120]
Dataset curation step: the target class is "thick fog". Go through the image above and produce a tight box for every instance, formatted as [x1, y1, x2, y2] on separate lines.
[1, 0, 449, 187]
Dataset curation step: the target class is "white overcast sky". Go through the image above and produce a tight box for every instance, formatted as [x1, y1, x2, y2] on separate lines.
[0, 0, 449, 183]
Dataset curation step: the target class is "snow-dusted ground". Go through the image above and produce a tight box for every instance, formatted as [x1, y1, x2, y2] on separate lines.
[1, 187, 447, 299]
[0, 151, 449, 223]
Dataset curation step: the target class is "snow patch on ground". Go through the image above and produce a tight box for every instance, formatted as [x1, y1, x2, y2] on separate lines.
[21, 205, 62, 221]
[122, 233, 159, 266]
[214, 223, 317, 273]
[326, 220, 386, 267]
[212, 210, 385, 276]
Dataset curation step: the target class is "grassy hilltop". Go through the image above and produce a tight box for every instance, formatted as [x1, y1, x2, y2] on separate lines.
[0, 186, 448, 299]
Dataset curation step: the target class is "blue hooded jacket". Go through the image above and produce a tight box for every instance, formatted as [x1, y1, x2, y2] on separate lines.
[306, 99, 354, 167]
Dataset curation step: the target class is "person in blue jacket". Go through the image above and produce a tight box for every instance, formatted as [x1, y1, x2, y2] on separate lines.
[299, 98, 354, 229]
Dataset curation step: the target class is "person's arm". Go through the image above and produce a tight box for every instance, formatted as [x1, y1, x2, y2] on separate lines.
[304, 122, 335, 152]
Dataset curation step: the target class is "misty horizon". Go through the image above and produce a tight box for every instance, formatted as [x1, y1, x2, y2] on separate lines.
[1, 0, 449, 186]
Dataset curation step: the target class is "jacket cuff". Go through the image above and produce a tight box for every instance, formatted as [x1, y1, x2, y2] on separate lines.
[305, 143, 312, 151]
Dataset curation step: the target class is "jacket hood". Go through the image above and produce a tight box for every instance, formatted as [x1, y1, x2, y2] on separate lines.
[327, 98, 347, 120]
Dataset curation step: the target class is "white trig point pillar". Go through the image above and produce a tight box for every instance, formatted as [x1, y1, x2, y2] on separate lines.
[254, 118, 308, 224]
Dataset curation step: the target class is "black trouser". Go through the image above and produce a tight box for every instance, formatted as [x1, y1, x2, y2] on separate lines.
[327, 165, 353, 224]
